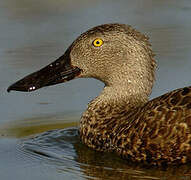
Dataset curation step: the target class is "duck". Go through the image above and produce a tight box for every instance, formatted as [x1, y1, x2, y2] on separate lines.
[7, 23, 191, 166]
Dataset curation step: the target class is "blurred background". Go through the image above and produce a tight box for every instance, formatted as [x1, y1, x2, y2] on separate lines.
[0, 0, 191, 179]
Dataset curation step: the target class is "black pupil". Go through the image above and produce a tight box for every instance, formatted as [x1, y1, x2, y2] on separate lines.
[96, 41, 100, 44]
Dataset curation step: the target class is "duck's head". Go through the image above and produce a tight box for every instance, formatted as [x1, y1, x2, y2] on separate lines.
[7, 23, 156, 96]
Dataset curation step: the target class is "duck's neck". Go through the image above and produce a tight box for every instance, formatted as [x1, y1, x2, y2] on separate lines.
[95, 83, 149, 109]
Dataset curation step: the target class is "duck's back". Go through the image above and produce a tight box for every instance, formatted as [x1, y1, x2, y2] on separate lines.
[114, 86, 191, 165]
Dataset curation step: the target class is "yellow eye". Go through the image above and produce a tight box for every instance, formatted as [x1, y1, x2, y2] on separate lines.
[92, 38, 103, 47]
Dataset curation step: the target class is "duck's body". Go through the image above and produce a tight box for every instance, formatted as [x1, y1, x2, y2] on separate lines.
[7, 23, 191, 165]
[80, 86, 191, 165]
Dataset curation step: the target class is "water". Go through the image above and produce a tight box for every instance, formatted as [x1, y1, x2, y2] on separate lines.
[1, 0, 191, 179]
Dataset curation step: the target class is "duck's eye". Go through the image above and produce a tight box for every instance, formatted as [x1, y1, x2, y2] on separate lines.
[92, 38, 103, 47]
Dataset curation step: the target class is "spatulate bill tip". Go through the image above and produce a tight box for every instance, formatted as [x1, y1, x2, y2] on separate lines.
[7, 84, 36, 92]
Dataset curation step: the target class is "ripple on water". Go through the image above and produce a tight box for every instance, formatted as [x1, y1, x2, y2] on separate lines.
[17, 128, 191, 180]
[20, 128, 79, 162]
[16, 128, 152, 179]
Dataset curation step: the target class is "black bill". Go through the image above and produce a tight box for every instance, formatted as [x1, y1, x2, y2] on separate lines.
[7, 47, 81, 92]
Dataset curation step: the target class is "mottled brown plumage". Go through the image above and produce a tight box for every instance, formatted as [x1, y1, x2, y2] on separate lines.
[80, 86, 191, 166]
[7, 23, 191, 166]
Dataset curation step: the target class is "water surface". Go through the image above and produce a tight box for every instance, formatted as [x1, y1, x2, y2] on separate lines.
[1, 0, 191, 179]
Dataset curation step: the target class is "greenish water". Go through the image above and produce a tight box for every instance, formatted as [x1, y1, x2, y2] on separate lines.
[1, 0, 191, 179]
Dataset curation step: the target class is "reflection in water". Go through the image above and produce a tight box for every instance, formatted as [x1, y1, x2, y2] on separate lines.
[19, 128, 191, 180]
[20, 128, 148, 180]
[0, 113, 79, 138]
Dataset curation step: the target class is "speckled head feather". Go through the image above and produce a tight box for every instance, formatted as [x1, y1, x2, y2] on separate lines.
[70, 24, 156, 104]
[71, 23, 156, 80]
